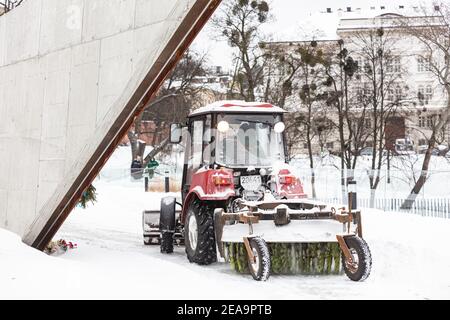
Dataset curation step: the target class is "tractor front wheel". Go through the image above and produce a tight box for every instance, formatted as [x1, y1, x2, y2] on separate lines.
[342, 236, 372, 282]
[160, 197, 176, 254]
[184, 201, 217, 265]
[247, 237, 271, 281]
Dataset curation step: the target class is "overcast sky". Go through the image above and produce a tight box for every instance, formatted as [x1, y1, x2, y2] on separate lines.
[192, 0, 437, 70]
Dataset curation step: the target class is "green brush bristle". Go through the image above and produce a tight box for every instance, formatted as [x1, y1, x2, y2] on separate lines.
[224, 242, 343, 275]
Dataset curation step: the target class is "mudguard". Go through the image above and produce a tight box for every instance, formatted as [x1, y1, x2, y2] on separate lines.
[180, 168, 236, 223]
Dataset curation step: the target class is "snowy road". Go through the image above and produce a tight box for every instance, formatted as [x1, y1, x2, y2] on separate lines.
[2, 178, 449, 299]
[1, 147, 450, 299]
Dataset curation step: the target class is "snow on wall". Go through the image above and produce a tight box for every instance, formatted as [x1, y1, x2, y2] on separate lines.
[0, 0, 201, 239]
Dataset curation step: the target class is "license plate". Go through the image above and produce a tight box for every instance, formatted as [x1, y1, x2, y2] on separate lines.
[240, 175, 262, 191]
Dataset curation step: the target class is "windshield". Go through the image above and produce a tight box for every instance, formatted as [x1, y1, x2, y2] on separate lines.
[216, 114, 286, 168]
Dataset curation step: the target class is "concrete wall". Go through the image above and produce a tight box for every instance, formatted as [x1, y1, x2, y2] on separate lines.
[0, 0, 203, 239]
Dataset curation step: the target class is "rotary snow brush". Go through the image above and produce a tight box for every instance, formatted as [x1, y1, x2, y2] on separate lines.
[214, 199, 372, 281]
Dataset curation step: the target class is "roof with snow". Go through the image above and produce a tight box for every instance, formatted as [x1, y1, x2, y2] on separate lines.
[274, 2, 443, 42]
[189, 100, 287, 117]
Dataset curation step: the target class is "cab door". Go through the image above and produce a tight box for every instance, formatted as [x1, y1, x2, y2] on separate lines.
[181, 115, 212, 201]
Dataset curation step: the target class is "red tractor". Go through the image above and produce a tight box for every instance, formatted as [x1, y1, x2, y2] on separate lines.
[143, 101, 371, 281]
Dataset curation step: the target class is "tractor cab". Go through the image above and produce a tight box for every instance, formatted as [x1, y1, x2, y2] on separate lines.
[143, 101, 372, 283]
[169, 101, 306, 204]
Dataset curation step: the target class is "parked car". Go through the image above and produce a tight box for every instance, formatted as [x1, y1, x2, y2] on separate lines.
[394, 138, 415, 155]
[418, 145, 445, 156]
[418, 145, 428, 154]
[357, 147, 388, 157]
[359, 147, 373, 156]
[431, 148, 440, 156]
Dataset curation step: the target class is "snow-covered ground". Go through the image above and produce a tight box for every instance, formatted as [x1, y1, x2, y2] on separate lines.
[1, 147, 450, 299]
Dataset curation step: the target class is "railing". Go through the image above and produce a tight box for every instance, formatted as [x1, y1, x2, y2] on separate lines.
[0, 0, 24, 16]
[289, 159, 450, 219]
[318, 197, 450, 219]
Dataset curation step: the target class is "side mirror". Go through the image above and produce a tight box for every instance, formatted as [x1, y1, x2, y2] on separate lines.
[170, 123, 183, 144]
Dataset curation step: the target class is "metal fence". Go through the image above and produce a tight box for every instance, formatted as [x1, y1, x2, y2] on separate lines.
[317, 197, 450, 219]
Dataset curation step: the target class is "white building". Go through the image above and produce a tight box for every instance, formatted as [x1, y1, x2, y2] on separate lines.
[264, 4, 450, 154]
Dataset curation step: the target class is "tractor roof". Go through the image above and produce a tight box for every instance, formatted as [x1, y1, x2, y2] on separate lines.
[189, 100, 287, 117]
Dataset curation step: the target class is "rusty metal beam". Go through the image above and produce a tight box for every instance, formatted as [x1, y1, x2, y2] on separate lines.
[30, 0, 222, 250]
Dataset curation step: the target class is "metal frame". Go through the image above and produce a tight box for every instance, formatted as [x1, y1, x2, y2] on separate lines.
[143, 209, 184, 245]
[214, 200, 364, 268]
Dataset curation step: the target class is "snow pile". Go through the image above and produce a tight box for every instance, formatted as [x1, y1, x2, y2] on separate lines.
[0, 229, 80, 299]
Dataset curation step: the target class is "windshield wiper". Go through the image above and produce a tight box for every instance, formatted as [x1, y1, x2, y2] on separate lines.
[235, 119, 272, 125]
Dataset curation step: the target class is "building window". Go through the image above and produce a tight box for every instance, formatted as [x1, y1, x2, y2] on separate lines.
[365, 118, 372, 129]
[303, 143, 308, 149]
[366, 141, 373, 148]
[356, 58, 363, 73]
[363, 83, 372, 96]
[387, 88, 394, 101]
[419, 139, 426, 145]
[387, 56, 401, 73]
[417, 57, 431, 72]
[326, 142, 334, 149]
[425, 85, 433, 103]
[426, 115, 433, 127]
[418, 116, 425, 128]
[418, 85, 424, 102]
[395, 85, 403, 101]
[418, 85, 433, 104]
[356, 86, 364, 103]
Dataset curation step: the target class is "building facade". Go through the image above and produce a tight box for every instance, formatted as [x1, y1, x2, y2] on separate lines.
[264, 5, 450, 155]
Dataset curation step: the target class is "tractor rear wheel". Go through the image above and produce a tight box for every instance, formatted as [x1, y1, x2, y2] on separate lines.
[342, 236, 372, 282]
[247, 237, 271, 281]
[184, 200, 217, 265]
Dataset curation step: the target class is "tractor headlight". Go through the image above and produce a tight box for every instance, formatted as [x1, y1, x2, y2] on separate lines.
[274, 121, 286, 133]
[218, 120, 230, 133]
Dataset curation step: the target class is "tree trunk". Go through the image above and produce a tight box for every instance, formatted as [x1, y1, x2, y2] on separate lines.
[306, 125, 316, 199]
[401, 134, 435, 209]
[130, 113, 144, 161]
[401, 94, 450, 209]
[143, 138, 170, 168]
[369, 188, 376, 208]
[128, 131, 138, 160]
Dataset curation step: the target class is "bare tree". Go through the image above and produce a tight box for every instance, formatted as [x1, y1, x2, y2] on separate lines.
[128, 50, 209, 168]
[397, 4, 450, 208]
[212, 0, 270, 101]
[348, 27, 405, 206]
[319, 40, 368, 201]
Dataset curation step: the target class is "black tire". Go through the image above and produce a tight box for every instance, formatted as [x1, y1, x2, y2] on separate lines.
[247, 237, 271, 281]
[160, 232, 174, 253]
[342, 236, 372, 282]
[160, 197, 176, 254]
[144, 236, 151, 245]
[184, 200, 217, 265]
